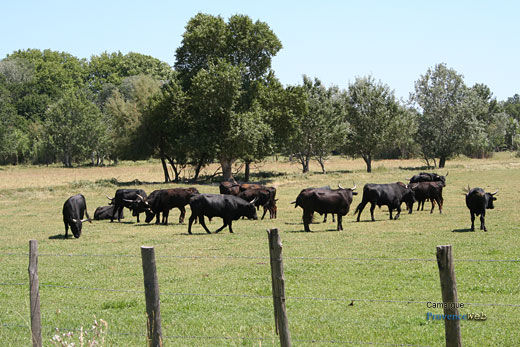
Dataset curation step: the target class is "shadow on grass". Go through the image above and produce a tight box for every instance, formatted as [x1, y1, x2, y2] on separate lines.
[286, 228, 339, 233]
[399, 166, 434, 171]
[452, 228, 474, 233]
[49, 234, 68, 239]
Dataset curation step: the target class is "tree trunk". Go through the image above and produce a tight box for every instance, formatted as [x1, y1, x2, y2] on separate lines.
[439, 156, 446, 168]
[363, 154, 372, 173]
[244, 160, 251, 182]
[221, 158, 234, 181]
[160, 155, 171, 183]
[166, 156, 180, 182]
[317, 157, 326, 174]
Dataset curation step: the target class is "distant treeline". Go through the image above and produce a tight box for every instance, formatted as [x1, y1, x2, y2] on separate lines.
[1, 13, 519, 180]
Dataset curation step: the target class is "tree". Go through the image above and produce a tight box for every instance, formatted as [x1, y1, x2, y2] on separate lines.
[104, 75, 162, 162]
[45, 89, 104, 167]
[412, 63, 474, 168]
[340, 76, 406, 172]
[175, 13, 282, 180]
[282, 76, 345, 173]
[141, 78, 189, 182]
[188, 60, 271, 181]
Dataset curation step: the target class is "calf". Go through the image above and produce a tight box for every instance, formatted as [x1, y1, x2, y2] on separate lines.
[62, 194, 92, 238]
[238, 188, 277, 220]
[465, 187, 497, 231]
[410, 181, 444, 214]
[188, 194, 257, 234]
[355, 182, 415, 221]
[94, 205, 124, 220]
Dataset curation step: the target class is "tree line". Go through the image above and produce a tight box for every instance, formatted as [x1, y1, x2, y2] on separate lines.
[1, 13, 519, 180]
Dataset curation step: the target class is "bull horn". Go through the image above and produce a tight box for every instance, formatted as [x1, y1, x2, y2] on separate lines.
[105, 195, 114, 201]
[123, 199, 134, 203]
[338, 184, 344, 189]
[290, 200, 296, 204]
[250, 197, 257, 205]
[445, 172, 449, 177]
[463, 185, 470, 194]
[80, 218, 89, 223]
[136, 194, 150, 206]
[491, 189, 498, 195]
[351, 183, 357, 190]
[72, 218, 78, 223]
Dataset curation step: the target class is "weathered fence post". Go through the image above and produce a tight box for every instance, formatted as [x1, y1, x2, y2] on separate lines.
[436, 245, 462, 347]
[141, 246, 163, 347]
[267, 228, 291, 347]
[28, 240, 42, 347]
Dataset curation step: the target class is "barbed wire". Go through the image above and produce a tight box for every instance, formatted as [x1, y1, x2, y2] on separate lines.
[1, 252, 519, 263]
[1, 282, 519, 307]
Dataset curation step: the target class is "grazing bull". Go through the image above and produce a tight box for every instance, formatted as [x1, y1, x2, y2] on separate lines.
[141, 187, 200, 225]
[291, 184, 357, 232]
[106, 189, 147, 223]
[355, 182, 415, 221]
[238, 187, 277, 220]
[465, 187, 498, 231]
[62, 194, 92, 238]
[409, 172, 448, 185]
[410, 181, 445, 214]
[188, 194, 257, 234]
[94, 205, 124, 220]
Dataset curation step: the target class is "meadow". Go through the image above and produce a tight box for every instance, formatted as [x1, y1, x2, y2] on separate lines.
[0, 154, 519, 346]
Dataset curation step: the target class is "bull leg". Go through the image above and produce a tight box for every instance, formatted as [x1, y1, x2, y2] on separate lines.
[215, 219, 229, 233]
[136, 212, 140, 223]
[480, 211, 486, 231]
[228, 221, 233, 233]
[337, 215, 343, 231]
[303, 210, 313, 232]
[389, 208, 393, 220]
[332, 214, 335, 223]
[369, 202, 376, 221]
[155, 212, 161, 224]
[179, 207, 186, 224]
[394, 206, 401, 220]
[199, 216, 212, 234]
[261, 206, 268, 220]
[322, 214, 327, 223]
[188, 214, 196, 234]
[470, 211, 475, 231]
[355, 201, 367, 222]
[64, 222, 69, 238]
[110, 205, 117, 222]
[117, 206, 123, 222]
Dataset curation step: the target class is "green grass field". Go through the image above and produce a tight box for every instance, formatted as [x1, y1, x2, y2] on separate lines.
[0, 154, 519, 346]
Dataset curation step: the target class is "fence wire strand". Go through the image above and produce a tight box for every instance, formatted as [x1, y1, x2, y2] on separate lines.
[1, 281, 519, 307]
[1, 251, 519, 263]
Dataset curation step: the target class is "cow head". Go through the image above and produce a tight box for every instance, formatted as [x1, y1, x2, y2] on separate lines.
[70, 217, 89, 238]
[486, 190, 498, 209]
[245, 198, 258, 220]
[402, 186, 416, 214]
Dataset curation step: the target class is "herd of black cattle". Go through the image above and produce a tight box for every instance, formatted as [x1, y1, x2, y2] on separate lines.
[61, 172, 498, 238]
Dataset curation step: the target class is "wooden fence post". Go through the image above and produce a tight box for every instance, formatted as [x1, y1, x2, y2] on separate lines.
[28, 240, 42, 347]
[436, 245, 462, 347]
[141, 246, 163, 347]
[267, 228, 291, 347]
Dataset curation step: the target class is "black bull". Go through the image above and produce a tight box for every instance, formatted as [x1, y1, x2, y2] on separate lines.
[62, 194, 92, 238]
[188, 194, 258, 234]
[292, 185, 358, 232]
[409, 181, 444, 214]
[355, 183, 416, 221]
[106, 189, 147, 223]
[465, 187, 498, 231]
[139, 187, 200, 225]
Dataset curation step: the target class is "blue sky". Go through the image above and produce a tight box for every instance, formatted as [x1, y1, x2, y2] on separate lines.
[1, 1, 518, 101]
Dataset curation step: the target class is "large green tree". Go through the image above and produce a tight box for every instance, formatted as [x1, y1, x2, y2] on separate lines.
[340, 76, 407, 173]
[175, 13, 282, 180]
[44, 89, 104, 167]
[412, 63, 475, 168]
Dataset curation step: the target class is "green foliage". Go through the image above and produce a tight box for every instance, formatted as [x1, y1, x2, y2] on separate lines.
[44, 89, 104, 167]
[412, 63, 475, 167]
[340, 75, 406, 172]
